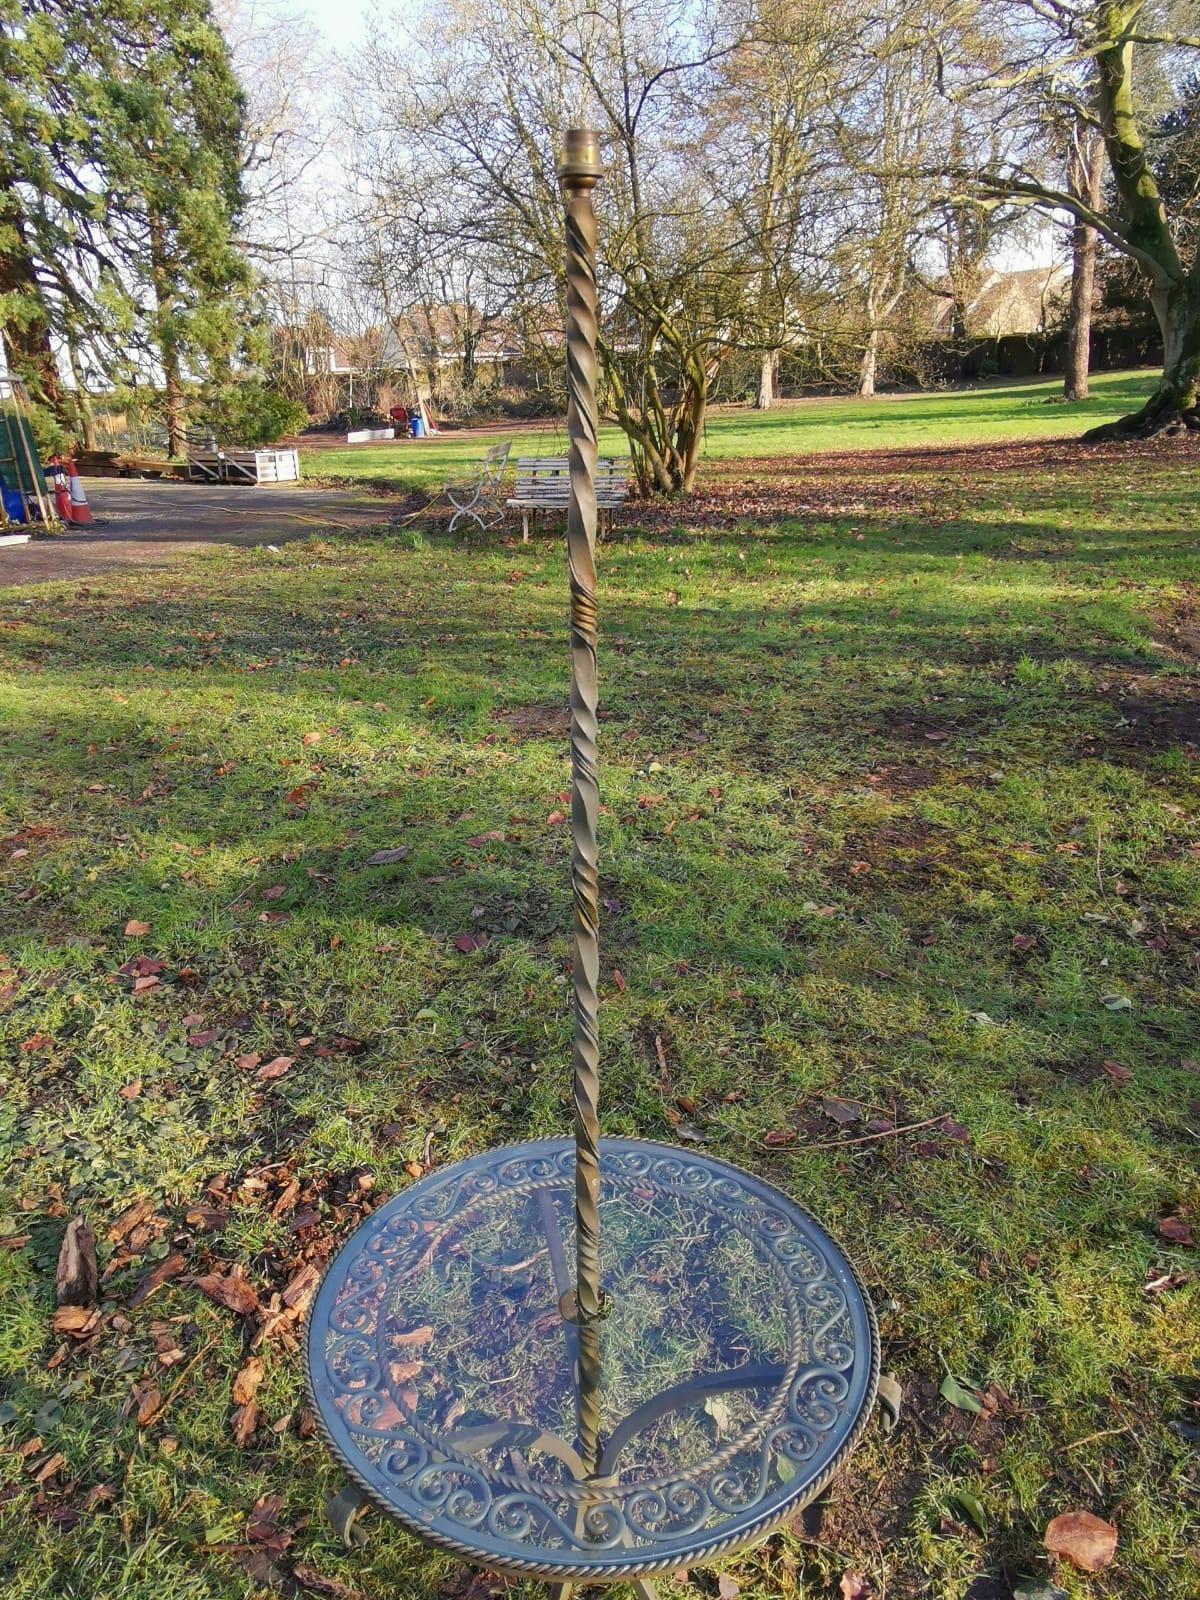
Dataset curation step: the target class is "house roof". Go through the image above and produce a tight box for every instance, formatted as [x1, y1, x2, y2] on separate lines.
[922, 264, 1070, 337]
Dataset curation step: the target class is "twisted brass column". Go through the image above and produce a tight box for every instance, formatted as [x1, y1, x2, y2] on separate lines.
[559, 127, 604, 1477]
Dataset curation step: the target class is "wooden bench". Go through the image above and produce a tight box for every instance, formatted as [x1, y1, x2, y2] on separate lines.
[506, 456, 631, 542]
[445, 439, 512, 534]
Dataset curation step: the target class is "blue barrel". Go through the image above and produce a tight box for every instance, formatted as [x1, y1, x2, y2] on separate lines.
[1, 483, 26, 523]
[410, 413, 425, 438]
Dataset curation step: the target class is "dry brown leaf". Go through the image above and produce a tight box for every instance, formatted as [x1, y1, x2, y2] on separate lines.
[366, 846, 410, 865]
[256, 1056, 294, 1081]
[131, 1380, 163, 1427]
[1158, 1214, 1194, 1246]
[124, 919, 150, 936]
[1044, 1510, 1118, 1572]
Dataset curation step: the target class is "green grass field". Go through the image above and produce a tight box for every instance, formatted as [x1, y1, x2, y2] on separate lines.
[304, 368, 1161, 492]
[0, 386, 1198, 1600]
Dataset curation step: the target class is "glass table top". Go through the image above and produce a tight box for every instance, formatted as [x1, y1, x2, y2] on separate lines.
[305, 1138, 879, 1580]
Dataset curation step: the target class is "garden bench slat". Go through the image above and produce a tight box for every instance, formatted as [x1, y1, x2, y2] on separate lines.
[507, 455, 631, 542]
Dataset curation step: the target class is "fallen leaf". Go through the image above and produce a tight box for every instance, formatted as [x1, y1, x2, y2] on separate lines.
[466, 830, 505, 847]
[763, 1129, 796, 1146]
[1158, 1214, 1194, 1247]
[247, 1492, 292, 1554]
[1101, 1058, 1131, 1086]
[1043, 1510, 1117, 1572]
[192, 1273, 260, 1316]
[124, 919, 150, 936]
[187, 1027, 220, 1048]
[952, 1488, 987, 1533]
[939, 1373, 984, 1414]
[612, 968, 627, 992]
[236, 1052, 262, 1071]
[717, 1577, 740, 1599]
[131, 1380, 162, 1427]
[365, 847, 410, 866]
[1012, 933, 1037, 951]
[1099, 993, 1132, 1011]
[821, 1096, 863, 1125]
[261, 884, 287, 901]
[256, 1056, 294, 1081]
[119, 1079, 142, 1100]
[301, 731, 322, 746]
[451, 932, 487, 953]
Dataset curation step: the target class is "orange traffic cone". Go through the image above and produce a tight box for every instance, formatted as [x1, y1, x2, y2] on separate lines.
[50, 459, 73, 523]
[65, 457, 93, 524]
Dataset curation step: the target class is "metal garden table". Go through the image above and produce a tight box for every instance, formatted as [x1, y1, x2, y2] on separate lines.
[305, 130, 880, 1597]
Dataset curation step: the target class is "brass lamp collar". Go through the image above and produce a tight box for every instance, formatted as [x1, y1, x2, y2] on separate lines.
[559, 126, 603, 189]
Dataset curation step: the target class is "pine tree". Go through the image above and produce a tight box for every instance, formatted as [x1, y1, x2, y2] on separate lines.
[0, 0, 252, 450]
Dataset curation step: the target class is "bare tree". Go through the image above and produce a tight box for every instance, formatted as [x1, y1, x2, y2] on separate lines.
[1063, 118, 1106, 400]
[955, 0, 1200, 434]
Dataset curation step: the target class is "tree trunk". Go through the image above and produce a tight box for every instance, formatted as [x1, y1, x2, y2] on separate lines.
[857, 329, 879, 398]
[754, 350, 776, 410]
[1063, 130, 1104, 403]
[1082, 13, 1198, 437]
[149, 212, 187, 457]
[1086, 277, 1200, 437]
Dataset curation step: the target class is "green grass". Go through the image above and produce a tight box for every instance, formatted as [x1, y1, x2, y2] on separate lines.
[0, 406, 1198, 1600]
[303, 368, 1160, 492]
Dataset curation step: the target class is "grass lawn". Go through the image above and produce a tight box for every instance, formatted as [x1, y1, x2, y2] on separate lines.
[302, 368, 1161, 494]
[0, 410, 1198, 1600]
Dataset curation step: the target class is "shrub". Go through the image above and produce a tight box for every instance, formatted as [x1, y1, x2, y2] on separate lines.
[200, 382, 307, 448]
